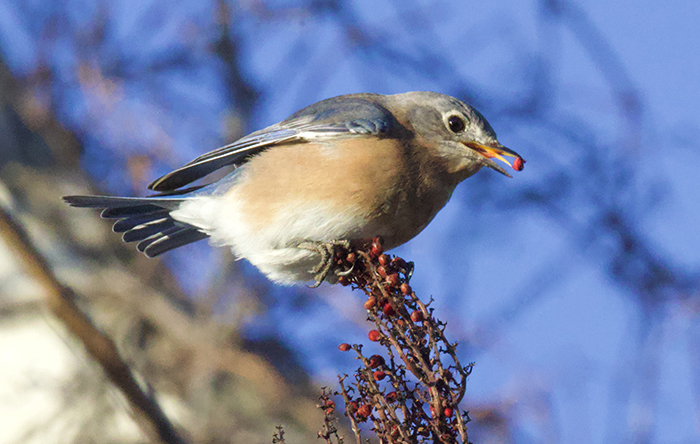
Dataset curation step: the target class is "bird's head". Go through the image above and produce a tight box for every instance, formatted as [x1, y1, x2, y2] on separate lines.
[399, 92, 525, 182]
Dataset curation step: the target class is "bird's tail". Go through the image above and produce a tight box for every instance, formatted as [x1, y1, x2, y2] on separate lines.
[63, 194, 209, 257]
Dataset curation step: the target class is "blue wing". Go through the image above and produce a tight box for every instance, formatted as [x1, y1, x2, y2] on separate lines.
[149, 94, 395, 192]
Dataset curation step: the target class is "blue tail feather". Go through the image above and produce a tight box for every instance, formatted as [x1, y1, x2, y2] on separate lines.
[63, 194, 209, 256]
[122, 219, 175, 243]
[141, 228, 209, 257]
[112, 210, 171, 233]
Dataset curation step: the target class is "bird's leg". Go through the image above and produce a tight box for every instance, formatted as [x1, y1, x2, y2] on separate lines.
[298, 240, 351, 287]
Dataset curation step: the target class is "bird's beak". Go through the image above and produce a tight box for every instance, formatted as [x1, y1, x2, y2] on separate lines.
[463, 141, 525, 178]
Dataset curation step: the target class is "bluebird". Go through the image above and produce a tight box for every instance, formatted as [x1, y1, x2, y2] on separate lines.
[64, 92, 524, 286]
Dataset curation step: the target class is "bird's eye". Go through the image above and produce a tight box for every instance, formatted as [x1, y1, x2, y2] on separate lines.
[447, 115, 466, 133]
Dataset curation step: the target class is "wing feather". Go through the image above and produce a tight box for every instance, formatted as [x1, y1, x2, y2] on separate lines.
[148, 95, 394, 192]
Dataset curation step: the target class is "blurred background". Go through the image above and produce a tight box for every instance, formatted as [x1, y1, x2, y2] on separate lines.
[0, 0, 698, 443]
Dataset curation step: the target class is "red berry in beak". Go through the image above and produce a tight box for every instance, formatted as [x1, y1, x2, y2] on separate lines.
[513, 156, 525, 171]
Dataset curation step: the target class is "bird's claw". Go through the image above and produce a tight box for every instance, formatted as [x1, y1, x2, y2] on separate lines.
[335, 262, 355, 277]
[299, 240, 351, 287]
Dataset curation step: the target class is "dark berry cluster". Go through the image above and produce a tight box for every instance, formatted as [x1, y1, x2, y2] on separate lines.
[329, 237, 473, 443]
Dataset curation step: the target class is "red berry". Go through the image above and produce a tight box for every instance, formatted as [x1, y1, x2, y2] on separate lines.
[383, 302, 396, 316]
[368, 330, 382, 342]
[386, 273, 399, 287]
[373, 370, 386, 381]
[368, 354, 385, 368]
[378, 254, 390, 266]
[400, 283, 412, 295]
[364, 297, 377, 310]
[513, 156, 525, 171]
[346, 401, 358, 414]
[338, 343, 351, 352]
[357, 404, 372, 418]
[370, 237, 384, 256]
[324, 399, 336, 414]
[444, 407, 454, 417]
[410, 311, 424, 322]
[377, 265, 388, 278]
[385, 391, 397, 403]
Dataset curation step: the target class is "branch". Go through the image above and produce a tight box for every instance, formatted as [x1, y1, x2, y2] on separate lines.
[323, 238, 473, 443]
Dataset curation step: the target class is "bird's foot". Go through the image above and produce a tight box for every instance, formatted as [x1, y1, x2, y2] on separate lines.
[298, 240, 352, 287]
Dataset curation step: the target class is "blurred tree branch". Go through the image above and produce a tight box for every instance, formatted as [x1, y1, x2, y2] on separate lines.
[0, 205, 188, 444]
[0, 58, 81, 167]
